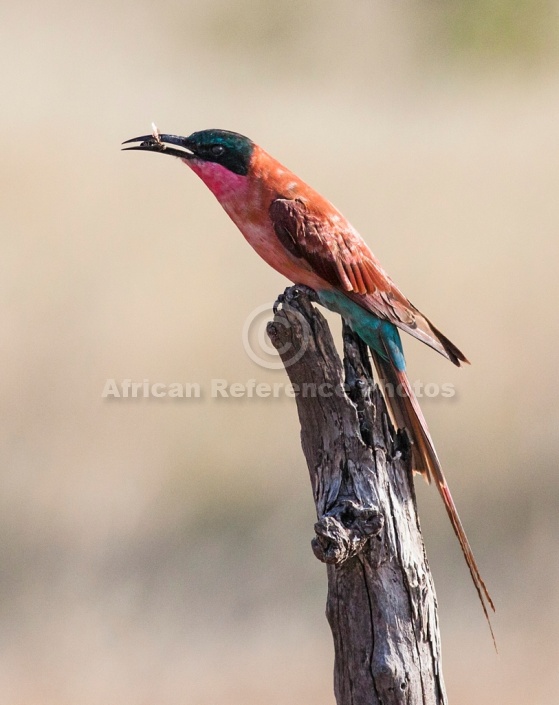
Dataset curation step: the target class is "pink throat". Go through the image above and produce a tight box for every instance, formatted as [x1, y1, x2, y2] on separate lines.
[183, 159, 248, 200]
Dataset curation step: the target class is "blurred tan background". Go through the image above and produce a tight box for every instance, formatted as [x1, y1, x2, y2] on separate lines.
[1, 1, 558, 703]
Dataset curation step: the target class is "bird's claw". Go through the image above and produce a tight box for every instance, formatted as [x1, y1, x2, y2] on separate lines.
[291, 284, 318, 302]
[273, 294, 285, 315]
[273, 285, 318, 314]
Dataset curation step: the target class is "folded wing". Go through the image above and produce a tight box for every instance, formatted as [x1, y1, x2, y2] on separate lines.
[269, 197, 468, 366]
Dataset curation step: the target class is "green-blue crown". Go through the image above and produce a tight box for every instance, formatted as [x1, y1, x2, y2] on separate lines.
[184, 129, 254, 175]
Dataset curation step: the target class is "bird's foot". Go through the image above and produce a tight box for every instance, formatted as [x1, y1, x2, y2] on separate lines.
[292, 284, 318, 301]
[273, 285, 318, 314]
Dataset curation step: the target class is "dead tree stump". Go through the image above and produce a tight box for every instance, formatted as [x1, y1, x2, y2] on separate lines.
[267, 286, 447, 705]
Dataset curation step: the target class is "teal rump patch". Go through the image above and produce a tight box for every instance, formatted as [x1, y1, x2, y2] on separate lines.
[317, 289, 406, 372]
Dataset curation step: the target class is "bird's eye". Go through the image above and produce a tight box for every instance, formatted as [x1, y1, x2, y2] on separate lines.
[210, 144, 225, 157]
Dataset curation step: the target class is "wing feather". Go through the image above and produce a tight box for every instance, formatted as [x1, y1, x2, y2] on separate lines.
[269, 197, 468, 365]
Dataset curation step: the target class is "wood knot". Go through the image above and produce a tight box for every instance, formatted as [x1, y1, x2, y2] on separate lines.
[312, 501, 383, 565]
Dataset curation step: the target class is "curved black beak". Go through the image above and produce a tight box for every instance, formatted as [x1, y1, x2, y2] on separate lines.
[122, 133, 194, 159]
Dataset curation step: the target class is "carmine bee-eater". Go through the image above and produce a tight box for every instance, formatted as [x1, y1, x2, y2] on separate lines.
[123, 127, 495, 637]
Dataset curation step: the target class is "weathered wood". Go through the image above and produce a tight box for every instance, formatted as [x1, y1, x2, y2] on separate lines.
[267, 286, 447, 705]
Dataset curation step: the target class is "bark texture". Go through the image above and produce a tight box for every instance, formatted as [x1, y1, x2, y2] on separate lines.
[267, 286, 447, 705]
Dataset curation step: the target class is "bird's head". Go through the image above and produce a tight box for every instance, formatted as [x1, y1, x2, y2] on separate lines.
[123, 128, 255, 198]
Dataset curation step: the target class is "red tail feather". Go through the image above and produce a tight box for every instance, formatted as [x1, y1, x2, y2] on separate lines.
[371, 351, 496, 649]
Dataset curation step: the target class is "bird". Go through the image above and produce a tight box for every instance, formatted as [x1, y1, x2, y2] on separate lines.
[123, 126, 495, 639]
